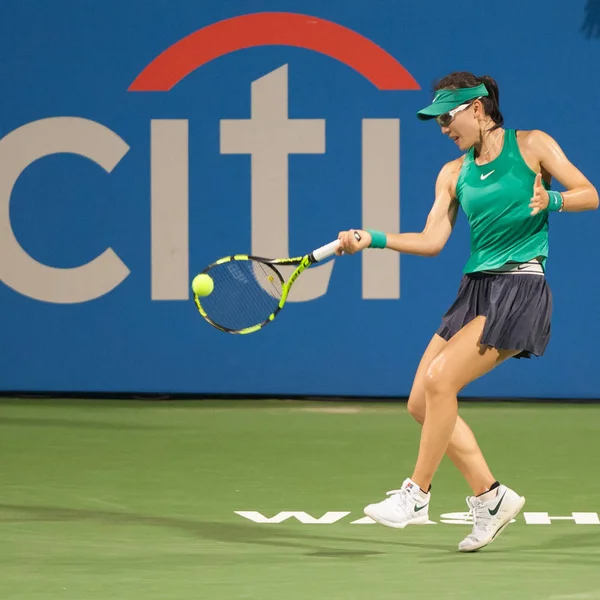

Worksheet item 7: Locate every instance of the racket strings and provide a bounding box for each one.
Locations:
[198,260,284,331]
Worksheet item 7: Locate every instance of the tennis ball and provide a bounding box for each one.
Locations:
[192,273,214,296]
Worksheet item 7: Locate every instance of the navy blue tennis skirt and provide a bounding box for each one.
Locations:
[436,268,552,359]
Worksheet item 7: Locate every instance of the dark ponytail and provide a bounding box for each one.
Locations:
[433,71,504,130]
[478,75,504,130]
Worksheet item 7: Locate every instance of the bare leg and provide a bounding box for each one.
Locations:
[407,317,518,493]
[407,334,497,494]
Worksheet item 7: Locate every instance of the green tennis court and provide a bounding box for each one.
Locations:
[2,397,600,599]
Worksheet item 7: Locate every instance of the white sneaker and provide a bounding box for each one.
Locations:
[458,484,525,552]
[364,478,431,528]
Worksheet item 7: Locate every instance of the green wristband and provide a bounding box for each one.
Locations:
[547,190,563,212]
[366,229,387,249]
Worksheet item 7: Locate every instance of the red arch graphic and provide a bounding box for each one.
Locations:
[129,12,419,92]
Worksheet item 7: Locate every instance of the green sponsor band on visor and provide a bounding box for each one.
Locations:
[416,83,489,121]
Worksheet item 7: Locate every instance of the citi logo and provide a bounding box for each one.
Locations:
[0,12,419,304]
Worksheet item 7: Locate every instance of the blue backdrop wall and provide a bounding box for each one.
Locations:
[1,0,599,398]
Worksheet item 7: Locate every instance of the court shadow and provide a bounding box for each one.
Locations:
[535,530,600,550]
[306,550,385,558]
[371,539,461,553]
[0,503,399,556]
[414,530,600,564]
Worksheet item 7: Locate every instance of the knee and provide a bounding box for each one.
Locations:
[423,358,455,399]
[407,392,425,424]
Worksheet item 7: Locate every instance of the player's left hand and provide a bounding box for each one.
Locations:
[529,172,549,216]
[336,229,370,255]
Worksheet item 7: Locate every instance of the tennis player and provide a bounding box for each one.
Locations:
[336,71,599,552]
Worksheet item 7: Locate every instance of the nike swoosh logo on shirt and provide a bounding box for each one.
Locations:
[480,170,495,180]
[488,491,507,516]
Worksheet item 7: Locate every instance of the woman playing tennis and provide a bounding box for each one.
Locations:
[336,71,599,552]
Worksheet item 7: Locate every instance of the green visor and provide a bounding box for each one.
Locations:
[416,84,488,121]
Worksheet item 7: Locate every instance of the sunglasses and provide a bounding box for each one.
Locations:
[436,97,481,127]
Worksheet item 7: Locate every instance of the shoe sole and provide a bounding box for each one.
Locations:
[458,495,526,553]
[363,508,429,529]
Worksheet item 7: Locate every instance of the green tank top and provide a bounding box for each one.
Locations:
[456,128,550,273]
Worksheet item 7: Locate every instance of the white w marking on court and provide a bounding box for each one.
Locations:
[235,511,350,524]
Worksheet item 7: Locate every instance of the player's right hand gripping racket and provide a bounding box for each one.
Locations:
[194,232,361,334]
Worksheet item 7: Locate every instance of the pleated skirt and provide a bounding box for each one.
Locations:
[436,270,552,359]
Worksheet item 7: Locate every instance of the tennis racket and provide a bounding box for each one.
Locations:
[193,232,361,334]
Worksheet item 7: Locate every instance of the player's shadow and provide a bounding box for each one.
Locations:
[405,530,600,563]
[305,550,384,558]
[0,503,395,558]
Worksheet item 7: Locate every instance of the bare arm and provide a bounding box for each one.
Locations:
[386,161,460,256]
[337,160,460,257]
[527,130,599,213]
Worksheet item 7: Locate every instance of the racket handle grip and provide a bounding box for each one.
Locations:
[312,240,341,262]
[312,231,362,262]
